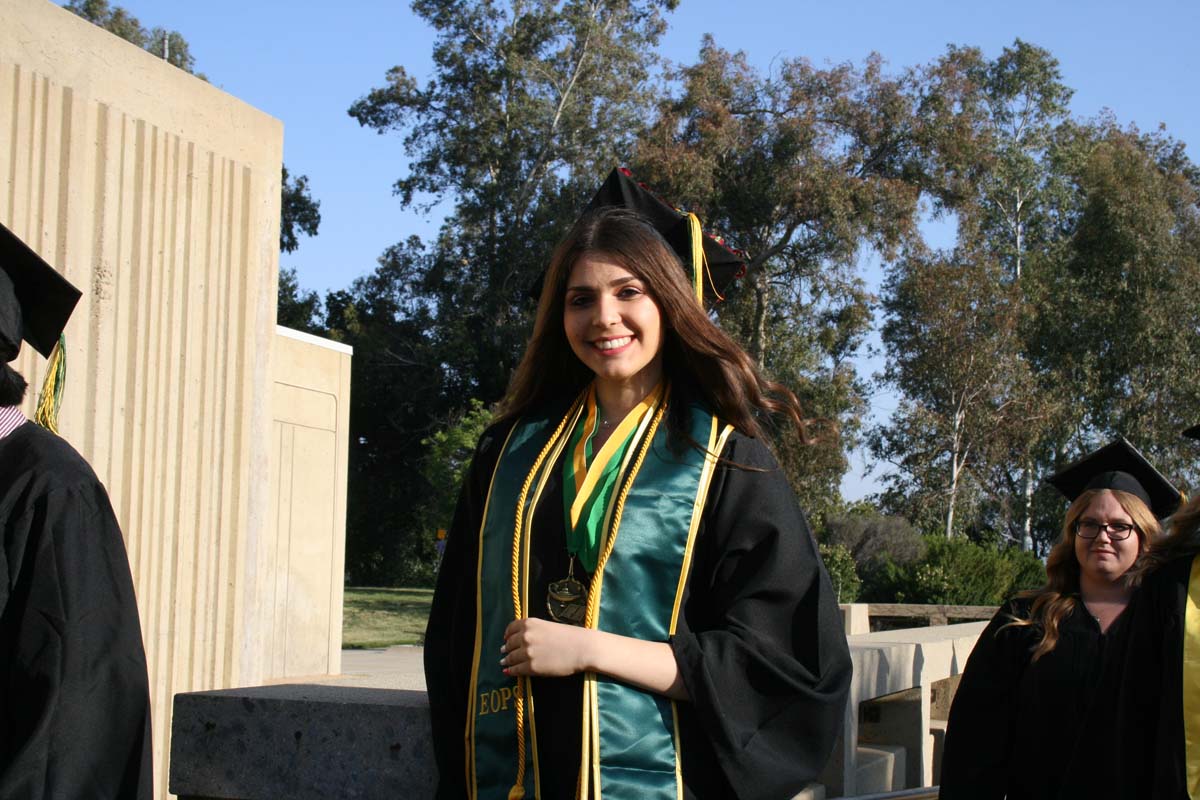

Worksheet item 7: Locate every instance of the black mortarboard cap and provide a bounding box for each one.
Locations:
[582,167,747,305]
[0,221,81,361]
[1184,425,1200,441]
[1046,437,1183,520]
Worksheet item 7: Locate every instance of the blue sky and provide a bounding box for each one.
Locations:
[96,0,1200,498]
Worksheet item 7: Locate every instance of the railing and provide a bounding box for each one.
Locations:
[866,604,996,627]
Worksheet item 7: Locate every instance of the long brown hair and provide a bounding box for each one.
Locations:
[1133,493,1200,577]
[1007,488,1159,661]
[499,208,810,445]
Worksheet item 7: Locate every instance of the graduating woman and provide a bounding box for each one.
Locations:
[939,438,1181,799]
[423,169,852,800]
[1059,424,1200,799]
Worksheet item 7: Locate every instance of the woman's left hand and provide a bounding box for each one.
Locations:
[501,617,592,677]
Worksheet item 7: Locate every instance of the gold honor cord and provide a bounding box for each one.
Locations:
[34,334,67,433]
[1185,554,1200,799]
[506,399,582,800]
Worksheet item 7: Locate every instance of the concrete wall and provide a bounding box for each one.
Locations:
[266,327,351,679]
[1,0,287,794]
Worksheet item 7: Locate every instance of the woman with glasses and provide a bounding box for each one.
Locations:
[1054,424,1200,798]
[939,438,1181,799]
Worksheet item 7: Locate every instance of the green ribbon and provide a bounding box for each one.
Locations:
[561,388,645,572]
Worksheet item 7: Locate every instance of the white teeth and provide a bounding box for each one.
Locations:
[595,336,631,351]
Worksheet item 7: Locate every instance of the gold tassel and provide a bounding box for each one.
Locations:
[685,213,723,305]
[686,213,704,304]
[34,334,66,433]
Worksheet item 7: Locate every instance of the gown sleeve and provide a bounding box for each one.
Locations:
[0,480,153,800]
[938,600,1031,799]
[669,433,853,800]
[423,423,508,800]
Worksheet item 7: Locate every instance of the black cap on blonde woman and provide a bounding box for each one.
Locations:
[1046,437,1183,521]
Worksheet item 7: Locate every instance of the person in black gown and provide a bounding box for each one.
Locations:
[939,438,1182,800]
[423,170,852,800]
[1059,424,1200,799]
[0,223,153,799]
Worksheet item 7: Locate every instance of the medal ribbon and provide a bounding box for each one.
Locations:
[562,382,664,572]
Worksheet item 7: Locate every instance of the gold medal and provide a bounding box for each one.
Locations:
[547,556,588,625]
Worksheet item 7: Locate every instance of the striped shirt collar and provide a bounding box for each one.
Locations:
[0,405,26,441]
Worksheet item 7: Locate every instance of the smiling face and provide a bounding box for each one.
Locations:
[1073,490,1142,586]
[563,253,664,403]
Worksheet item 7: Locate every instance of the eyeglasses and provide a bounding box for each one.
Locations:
[1074,519,1137,541]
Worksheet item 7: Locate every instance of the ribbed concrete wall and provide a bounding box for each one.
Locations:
[268,327,351,679]
[1,0,284,795]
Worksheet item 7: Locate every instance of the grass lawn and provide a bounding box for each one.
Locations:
[343,586,435,649]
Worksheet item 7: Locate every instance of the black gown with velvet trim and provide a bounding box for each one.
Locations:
[424,416,852,800]
[939,596,1132,800]
[0,421,153,799]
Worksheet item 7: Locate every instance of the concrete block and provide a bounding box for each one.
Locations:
[789,782,826,799]
[855,744,906,793]
[929,718,948,785]
[840,603,871,635]
[859,687,923,789]
[170,684,434,799]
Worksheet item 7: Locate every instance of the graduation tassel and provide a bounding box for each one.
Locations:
[34,334,66,433]
[685,212,724,306]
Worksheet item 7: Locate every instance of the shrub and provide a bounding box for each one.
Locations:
[862,535,1047,605]
[819,543,861,603]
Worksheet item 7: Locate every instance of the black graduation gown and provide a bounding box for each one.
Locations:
[939,597,1131,800]
[0,421,152,800]
[424,418,852,800]
[1058,556,1194,800]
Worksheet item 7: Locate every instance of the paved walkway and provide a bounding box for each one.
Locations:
[328,646,427,691]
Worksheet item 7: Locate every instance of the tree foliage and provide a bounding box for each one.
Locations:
[873,40,1200,553]
[629,40,931,519]
[349,0,678,403]
[65,0,201,74]
[280,167,322,255]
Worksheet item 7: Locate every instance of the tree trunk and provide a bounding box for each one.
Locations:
[1022,461,1035,551]
[751,269,769,368]
[946,417,962,539]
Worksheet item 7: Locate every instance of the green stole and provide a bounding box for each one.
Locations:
[465,392,732,800]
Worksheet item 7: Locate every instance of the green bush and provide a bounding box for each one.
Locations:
[819,543,861,603]
[863,535,1046,605]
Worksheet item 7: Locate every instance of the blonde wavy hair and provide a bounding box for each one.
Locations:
[1133,493,1200,577]
[1006,488,1160,662]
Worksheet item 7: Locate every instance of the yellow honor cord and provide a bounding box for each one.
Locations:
[1185,555,1200,798]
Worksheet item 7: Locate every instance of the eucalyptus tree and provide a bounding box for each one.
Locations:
[349,0,678,402]
[628,38,929,519]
